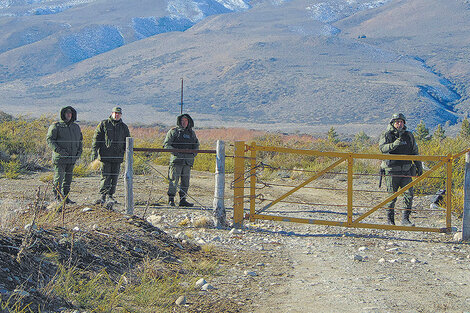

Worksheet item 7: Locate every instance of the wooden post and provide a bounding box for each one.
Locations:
[125,137,134,215]
[463,152,470,241]
[233,141,245,228]
[213,140,226,228]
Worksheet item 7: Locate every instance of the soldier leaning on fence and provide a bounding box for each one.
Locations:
[46,106,83,204]
[164,114,199,207]
[91,107,130,204]
[379,113,423,226]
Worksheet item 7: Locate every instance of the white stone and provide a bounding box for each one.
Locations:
[201,283,216,291]
[197,238,206,245]
[229,228,242,236]
[82,207,93,212]
[24,223,37,231]
[388,259,398,263]
[410,258,420,263]
[453,232,463,242]
[244,271,257,276]
[72,227,80,232]
[195,278,207,288]
[147,215,164,225]
[175,295,186,305]
[358,246,368,251]
[378,258,386,263]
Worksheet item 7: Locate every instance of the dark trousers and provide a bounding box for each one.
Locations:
[167,163,191,199]
[53,163,75,198]
[385,170,413,209]
[99,162,121,196]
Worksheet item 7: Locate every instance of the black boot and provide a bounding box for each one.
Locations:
[387,209,395,225]
[168,196,175,207]
[95,194,106,205]
[402,209,415,226]
[179,198,193,207]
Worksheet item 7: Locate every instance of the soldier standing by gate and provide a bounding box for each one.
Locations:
[46,106,83,204]
[164,114,199,207]
[91,107,130,204]
[379,113,423,226]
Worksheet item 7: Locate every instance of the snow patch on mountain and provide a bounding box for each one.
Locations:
[60,25,124,63]
[167,0,249,23]
[306,0,391,23]
[133,16,193,39]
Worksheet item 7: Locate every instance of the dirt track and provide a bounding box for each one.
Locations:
[1,167,469,312]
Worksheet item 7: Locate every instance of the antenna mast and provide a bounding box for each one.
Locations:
[180,78,183,115]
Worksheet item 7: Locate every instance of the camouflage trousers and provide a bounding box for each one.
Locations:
[384,170,413,209]
[99,162,121,196]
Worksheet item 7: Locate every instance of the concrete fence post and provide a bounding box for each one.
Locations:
[125,137,134,215]
[213,140,226,228]
[463,152,470,241]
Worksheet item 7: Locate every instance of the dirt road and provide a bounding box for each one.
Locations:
[1,168,469,312]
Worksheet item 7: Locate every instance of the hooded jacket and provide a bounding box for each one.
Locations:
[92,116,130,163]
[163,114,199,166]
[379,123,422,173]
[46,106,83,164]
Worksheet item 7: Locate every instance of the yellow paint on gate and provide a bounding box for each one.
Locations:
[232,141,458,233]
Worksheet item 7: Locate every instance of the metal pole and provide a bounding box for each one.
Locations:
[125,137,134,215]
[233,141,245,228]
[213,140,226,228]
[180,78,183,115]
[463,152,470,240]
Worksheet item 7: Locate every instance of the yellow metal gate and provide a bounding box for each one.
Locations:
[233,141,456,232]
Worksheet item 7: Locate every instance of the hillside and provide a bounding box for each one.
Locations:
[0,0,469,134]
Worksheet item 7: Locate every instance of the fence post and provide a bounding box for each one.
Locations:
[213,140,226,228]
[233,141,245,228]
[125,137,134,215]
[463,152,470,241]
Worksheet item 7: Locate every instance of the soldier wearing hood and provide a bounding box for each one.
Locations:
[46,106,83,203]
[91,107,130,204]
[164,114,199,207]
[379,113,423,226]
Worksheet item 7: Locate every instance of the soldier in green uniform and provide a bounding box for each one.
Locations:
[164,114,199,207]
[46,106,83,204]
[91,107,130,204]
[379,113,423,226]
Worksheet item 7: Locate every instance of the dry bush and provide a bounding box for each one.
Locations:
[193,216,214,228]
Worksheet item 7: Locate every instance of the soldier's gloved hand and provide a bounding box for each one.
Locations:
[391,138,405,149]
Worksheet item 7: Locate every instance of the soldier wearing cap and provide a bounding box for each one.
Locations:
[92,107,130,204]
[379,113,423,226]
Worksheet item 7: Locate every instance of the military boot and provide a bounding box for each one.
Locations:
[168,196,175,207]
[387,209,395,225]
[179,198,193,207]
[401,209,415,226]
[95,194,106,205]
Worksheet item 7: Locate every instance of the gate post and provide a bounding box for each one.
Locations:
[125,137,134,215]
[213,140,226,228]
[463,152,470,241]
[233,141,245,228]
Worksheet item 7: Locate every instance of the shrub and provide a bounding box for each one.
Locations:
[0,159,22,179]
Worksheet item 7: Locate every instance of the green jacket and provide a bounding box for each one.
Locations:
[92,117,130,163]
[379,124,422,173]
[46,106,83,164]
[163,114,199,166]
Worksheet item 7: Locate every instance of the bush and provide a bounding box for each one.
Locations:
[0,159,22,179]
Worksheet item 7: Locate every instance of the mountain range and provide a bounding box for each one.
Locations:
[0,0,469,135]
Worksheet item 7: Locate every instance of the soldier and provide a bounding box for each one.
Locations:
[379,113,423,226]
[164,114,199,207]
[91,107,130,204]
[46,106,83,204]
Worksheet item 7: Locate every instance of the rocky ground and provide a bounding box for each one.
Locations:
[0,166,469,312]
